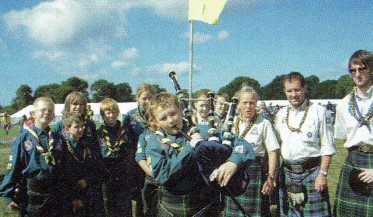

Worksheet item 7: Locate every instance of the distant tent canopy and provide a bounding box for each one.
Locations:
[10,102,138,125]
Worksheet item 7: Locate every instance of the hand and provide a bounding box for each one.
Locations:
[315,174,327,193]
[72,199,84,210]
[217,161,238,187]
[7,201,21,211]
[261,178,276,195]
[358,168,373,184]
[77,179,87,189]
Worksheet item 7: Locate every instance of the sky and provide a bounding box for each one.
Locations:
[0,0,373,106]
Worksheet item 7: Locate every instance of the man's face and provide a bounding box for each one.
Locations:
[32,101,55,127]
[67,122,85,140]
[284,79,307,108]
[349,63,373,90]
[103,109,118,127]
[238,92,257,120]
[215,96,228,116]
[153,105,183,135]
[137,91,152,110]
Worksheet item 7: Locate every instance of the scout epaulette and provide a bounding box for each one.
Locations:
[155,129,184,152]
[99,121,126,156]
[26,128,56,165]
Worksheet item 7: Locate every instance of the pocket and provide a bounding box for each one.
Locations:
[301,126,317,142]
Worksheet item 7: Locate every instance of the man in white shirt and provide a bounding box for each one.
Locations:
[275,72,335,216]
[334,50,373,216]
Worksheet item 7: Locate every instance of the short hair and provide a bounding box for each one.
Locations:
[348,50,373,72]
[136,83,157,100]
[283,71,306,88]
[234,85,259,102]
[147,92,179,120]
[194,89,209,99]
[33,97,55,109]
[63,91,88,117]
[100,98,120,116]
[63,114,85,128]
[215,92,229,102]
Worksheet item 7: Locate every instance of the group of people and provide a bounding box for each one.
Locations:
[0,49,372,217]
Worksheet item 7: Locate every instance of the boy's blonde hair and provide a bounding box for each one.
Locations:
[63,114,85,128]
[63,91,88,117]
[147,92,179,120]
[100,98,120,116]
[136,83,157,101]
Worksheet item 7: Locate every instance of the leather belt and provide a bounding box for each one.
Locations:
[283,157,320,174]
[349,145,373,153]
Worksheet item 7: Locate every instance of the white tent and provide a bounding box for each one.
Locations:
[10,102,138,125]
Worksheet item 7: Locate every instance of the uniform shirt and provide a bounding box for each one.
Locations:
[54,119,98,145]
[233,114,280,157]
[334,86,373,147]
[275,100,335,161]
[122,106,148,148]
[135,129,155,162]
[0,126,67,204]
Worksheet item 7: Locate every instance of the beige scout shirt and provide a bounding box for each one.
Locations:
[334,86,373,148]
[233,114,280,157]
[275,100,336,161]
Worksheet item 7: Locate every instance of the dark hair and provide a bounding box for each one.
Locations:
[283,71,306,88]
[348,50,373,72]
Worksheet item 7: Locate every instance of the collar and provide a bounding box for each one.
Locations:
[355,85,373,100]
[289,99,308,111]
[32,126,51,136]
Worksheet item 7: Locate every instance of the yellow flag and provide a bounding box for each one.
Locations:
[189,0,228,25]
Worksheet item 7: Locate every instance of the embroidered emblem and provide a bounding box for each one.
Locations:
[7,163,12,170]
[137,147,143,153]
[307,132,312,138]
[147,156,152,165]
[145,134,152,141]
[234,145,244,154]
[250,126,258,135]
[23,140,33,151]
[162,143,170,149]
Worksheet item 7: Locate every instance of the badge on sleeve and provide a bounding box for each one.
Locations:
[234,145,244,154]
[23,140,33,151]
[307,132,312,138]
[145,135,152,141]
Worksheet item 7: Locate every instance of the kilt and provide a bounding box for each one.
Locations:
[224,158,270,217]
[157,187,220,217]
[334,149,373,216]
[143,175,160,217]
[278,164,331,217]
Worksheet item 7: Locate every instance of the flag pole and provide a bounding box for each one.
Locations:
[189,20,194,109]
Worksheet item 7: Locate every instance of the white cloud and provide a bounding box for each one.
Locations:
[121,47,139,60]
[0,38,9,56]
[131,68,142,76]
[217,30,229,40]
[112,61,127,69]
[147,61,190,75]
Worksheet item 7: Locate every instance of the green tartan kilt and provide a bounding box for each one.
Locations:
[334,149,373,217]
[157,188,220,217]
[224,158,270,217]
[143,175,160,216]
[26,179,73,217]
[278,164,331,217]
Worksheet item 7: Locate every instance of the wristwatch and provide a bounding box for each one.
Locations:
[319,170,328,176]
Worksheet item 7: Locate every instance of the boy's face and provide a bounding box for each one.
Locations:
[103,109,118,127]
[67,122,85,140]
[195,98,209,118]
[137,91,152,110]
[32,100,55,127]
[153,104,183,135]
[70,102,85,116]
[215,96,228,115]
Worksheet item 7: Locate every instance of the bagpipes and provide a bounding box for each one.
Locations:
[168,72,250,216]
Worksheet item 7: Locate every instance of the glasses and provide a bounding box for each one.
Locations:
[349,66,370,74]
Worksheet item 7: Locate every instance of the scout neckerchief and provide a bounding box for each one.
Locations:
[136,106,148,125]
[349,89,373,132]
[26,127,56,165]
[235,112,258,138]
[65,137,87,163]
[99,121,125,156]
[193,113,208,125]
[285,100,310,133]
[155,128,184,152]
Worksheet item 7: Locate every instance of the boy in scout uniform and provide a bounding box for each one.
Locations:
[0,97,72,216]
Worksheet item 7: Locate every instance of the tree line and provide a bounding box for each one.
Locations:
[0,73,354,114]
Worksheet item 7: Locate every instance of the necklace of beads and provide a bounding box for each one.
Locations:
[349,89,373,126]
[285,100,310,133]
[66,138,87,163]
[100,121,126,156]
[235,113,258,138]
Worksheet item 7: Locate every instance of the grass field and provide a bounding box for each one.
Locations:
[0,126,347,216]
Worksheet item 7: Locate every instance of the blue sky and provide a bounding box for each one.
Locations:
[1,0,372,106]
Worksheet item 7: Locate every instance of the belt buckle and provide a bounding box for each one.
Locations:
[290,164,303,173]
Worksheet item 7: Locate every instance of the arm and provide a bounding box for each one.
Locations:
[262,150,279,195]
[315,155,332,192]
[138,160,152,177]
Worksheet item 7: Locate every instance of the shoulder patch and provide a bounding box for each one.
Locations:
[234,145,244,154]
[250,126,258,135]
[145,134,152,141]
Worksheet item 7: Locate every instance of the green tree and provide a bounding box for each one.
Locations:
[152,84,167,94]
[90,79,116,102]
[260,75,287,100]
[305,75,320,97]
[34,83,61,102]
[11,84,33,111]
[219,76,260,99]
[115,82,133,102]
[335,75,354,99]
[309,80,338,99]
[59,77,90,102]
